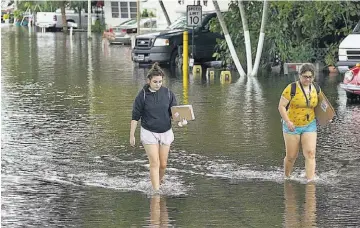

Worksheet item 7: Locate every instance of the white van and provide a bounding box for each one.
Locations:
[36,9,102,31]
[337,20,360,73]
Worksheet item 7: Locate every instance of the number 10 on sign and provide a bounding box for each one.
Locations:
[186,5,202,27]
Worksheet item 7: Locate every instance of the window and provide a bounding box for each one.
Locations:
[353,20,360,34]
[112,1,137,19]
[120,2,128,18]
[129,2,137,18]
[168,14,208,30]
[142,18,157,28]
[111,2,119,18]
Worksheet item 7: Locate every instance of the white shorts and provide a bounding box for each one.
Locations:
[140,127,174,146]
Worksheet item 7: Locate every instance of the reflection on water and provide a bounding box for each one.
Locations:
[2,27,360,227]
[284,182,317,228]
[148,196,170,227]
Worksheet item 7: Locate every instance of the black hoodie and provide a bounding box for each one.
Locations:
[132,85,177,133]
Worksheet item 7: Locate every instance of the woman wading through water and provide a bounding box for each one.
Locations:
[130,63,177,193]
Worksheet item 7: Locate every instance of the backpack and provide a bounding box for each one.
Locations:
[285,82,321,111]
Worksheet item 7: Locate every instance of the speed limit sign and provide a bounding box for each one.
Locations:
[186,5,202,27]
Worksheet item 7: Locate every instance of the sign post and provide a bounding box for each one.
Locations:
[186,5,202,67]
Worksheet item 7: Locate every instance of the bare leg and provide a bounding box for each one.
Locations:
[301,132,317,181]
[144,144,160,191]
[159,145,170,184]
[283,133,301,178]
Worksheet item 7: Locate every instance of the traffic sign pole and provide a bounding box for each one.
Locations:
[186,5,202,69]
[192,26,194,61]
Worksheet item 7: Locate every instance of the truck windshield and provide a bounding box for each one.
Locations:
[353,21,360,34]
[167,14,208,30]
[167,16,188,29]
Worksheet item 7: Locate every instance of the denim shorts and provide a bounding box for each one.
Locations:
[140,127,174,146]
[282,119,317,135]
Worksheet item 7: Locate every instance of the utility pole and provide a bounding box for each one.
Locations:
[137,0,140,35]
[87,0,92,39]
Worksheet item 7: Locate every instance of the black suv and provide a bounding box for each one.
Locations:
[131,12,222,66]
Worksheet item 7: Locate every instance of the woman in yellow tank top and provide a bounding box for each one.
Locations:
[278,63,319,182]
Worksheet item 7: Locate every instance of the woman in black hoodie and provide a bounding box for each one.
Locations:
[130,63,177,193]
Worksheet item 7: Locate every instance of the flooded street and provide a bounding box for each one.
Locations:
[2,27,360,227]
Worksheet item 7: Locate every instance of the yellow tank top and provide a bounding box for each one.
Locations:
[281,82,319,127]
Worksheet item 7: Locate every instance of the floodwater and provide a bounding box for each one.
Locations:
[1,27,360,227]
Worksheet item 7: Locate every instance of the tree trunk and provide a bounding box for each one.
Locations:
[251,0,268,76]
[238,0,252,75]
[212,0,246,77]
[61,1,68,33]
[159,0,171,26]
[78,6,82,28]
[87,0,91,38]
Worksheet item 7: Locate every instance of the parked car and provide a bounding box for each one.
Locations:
[340,63,360,99]
[337,20,360,73]
[131,12,223,67]
[109,18,157,45]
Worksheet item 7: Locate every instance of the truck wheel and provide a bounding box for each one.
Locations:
[170,49,180,68]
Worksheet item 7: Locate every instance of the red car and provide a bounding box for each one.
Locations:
[340,63,360,99]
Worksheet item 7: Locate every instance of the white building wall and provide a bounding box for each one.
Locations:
[104,0,138,28]
[104,0,230,29]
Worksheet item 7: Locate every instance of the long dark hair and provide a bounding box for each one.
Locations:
[147,62,165,80]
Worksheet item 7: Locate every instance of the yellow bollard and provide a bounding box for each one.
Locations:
[206,68,215,82]
[220,71,232,84]
[182,31,189,104]
[183,80,189,105]
[182,31,188,82]
[192,65,202,76]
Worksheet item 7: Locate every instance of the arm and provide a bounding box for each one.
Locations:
[130,91,145,146]
[278,97,295,132]
[168,91,178,118]
[129,120,138,147]
[169,91,178,107]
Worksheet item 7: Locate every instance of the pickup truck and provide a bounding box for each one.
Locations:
[131,12,222,67]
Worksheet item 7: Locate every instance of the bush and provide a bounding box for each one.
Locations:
[209,1,360,67]
[142,9,149,18]
[13,10,23,21]
[91,19,106,33]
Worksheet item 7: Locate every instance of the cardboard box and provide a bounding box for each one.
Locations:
[171,105,195,121]
[315,92,336,126]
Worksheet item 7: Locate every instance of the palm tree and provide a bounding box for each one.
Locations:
[159,0,171,26]
[238,0,252,75]
[251,0,268,76]
[212,0,246,77]
[60,1,68,33]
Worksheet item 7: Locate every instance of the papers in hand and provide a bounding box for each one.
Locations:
[314,91,335,126]
[171,105,195,121]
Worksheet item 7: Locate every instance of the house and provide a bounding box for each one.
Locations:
[103,0,229,28]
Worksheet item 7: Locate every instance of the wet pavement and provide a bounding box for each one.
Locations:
[1,26,360,227]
